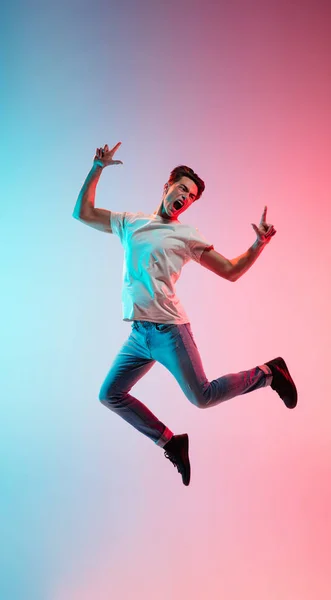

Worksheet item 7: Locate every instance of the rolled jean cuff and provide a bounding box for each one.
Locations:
[258,364,273,387]
[156,426,173,448]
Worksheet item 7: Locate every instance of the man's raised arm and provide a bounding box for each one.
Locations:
[72,142,123,233]
[200,206,276,282]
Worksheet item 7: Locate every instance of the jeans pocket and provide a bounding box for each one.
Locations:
[155,323,176,333]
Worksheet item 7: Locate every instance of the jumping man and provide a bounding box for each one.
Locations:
[73,142,297,486]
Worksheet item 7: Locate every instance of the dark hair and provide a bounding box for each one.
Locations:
[168,165,205,200]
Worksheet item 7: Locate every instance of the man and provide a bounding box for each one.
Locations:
[73,142,297,487]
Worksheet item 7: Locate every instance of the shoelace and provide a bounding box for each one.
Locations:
[164,451,181,472]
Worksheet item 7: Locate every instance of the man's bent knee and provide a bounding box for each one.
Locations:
[194,399,209,409]
[99,386,127,409]
[99,385,115,405]
[187,392,208,409]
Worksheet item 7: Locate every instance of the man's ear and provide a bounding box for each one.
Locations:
[163,182,169,194]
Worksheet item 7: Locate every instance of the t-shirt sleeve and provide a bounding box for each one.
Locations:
[110,211,145,243]
[110,211,128,243]
[187,227,214,263]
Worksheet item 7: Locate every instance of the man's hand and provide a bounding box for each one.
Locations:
[251,206,276,244]
[94,142,123,168]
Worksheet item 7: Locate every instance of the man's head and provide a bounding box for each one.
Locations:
[157,165,205,220]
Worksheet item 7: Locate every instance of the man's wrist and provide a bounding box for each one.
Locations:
[253,238,266,250]
[92,161,104,172]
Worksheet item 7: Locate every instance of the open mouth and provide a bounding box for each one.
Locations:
[173,199,184,211]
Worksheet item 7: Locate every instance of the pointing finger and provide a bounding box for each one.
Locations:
[261,206,268,223]
[110,142,122,154]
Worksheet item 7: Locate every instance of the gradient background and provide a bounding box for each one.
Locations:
[2,0,331,599]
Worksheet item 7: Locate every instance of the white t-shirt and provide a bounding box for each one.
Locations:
[110,211,214,324]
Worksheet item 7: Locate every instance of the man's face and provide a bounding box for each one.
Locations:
[161,176,198,220]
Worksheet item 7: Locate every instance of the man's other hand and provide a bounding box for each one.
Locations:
[251,206,276,244]
[94,142,123,168]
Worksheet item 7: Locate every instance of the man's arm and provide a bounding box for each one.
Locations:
[200,240,268,282]
[230,239,266,282]
[200,248,234,281]
[200,206,276,282]
[72,142,123,233]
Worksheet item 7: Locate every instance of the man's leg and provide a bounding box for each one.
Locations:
[150,323,277,408]
[99,322,173,446]
[148,322,295,486]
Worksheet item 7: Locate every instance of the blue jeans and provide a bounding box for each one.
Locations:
[99,321,272,447]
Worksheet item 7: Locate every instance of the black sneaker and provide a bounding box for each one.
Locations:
[265,357,297,409]
[164,434,191,486]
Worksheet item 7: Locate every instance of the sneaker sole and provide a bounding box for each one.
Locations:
[275,357,298,409]
[182,434,191,486]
